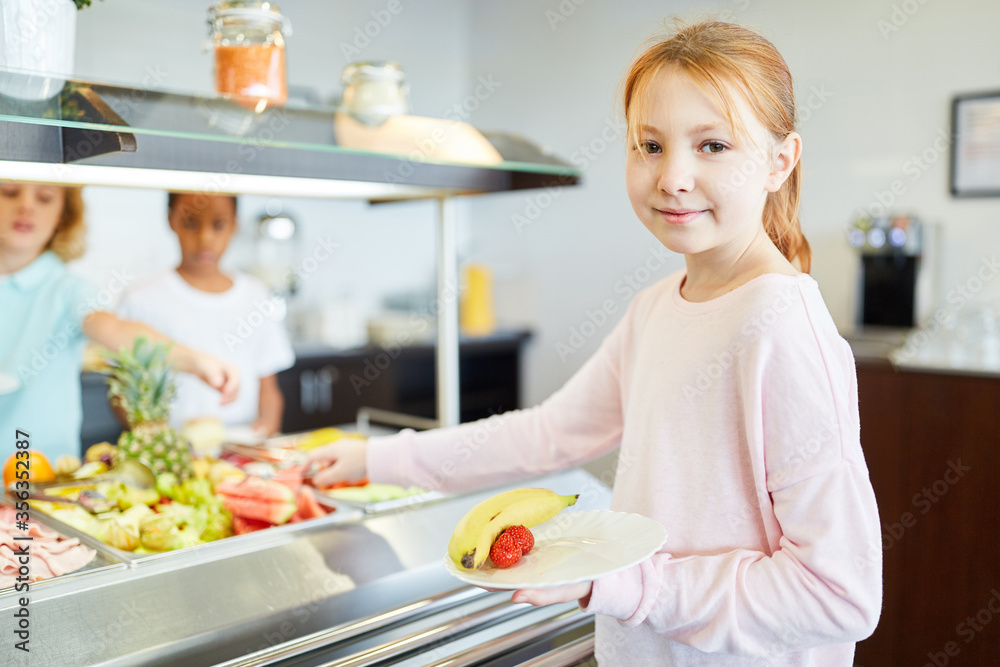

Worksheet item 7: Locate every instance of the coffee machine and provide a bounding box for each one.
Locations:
[848,215,922,328]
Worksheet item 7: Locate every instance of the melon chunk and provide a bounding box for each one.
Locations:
[216,476,295,503]
[216,476,298,525]
[232,515,274,535]
[220,495,297,525]
[289,486,328,523]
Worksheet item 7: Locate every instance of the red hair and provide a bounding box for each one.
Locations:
[621,20,811,272]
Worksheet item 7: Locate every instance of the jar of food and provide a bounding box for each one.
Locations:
[207,1,291,107]
[340,61,409,125]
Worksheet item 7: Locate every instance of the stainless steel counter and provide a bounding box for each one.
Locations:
[1,469,610,667]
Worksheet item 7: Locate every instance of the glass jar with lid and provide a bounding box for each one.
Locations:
[207,1,291,107]
[340,61,410,125]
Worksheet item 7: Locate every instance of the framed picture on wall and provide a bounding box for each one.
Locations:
[951,90,1000,197]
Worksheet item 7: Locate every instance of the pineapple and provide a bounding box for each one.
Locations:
[105,337,193,481]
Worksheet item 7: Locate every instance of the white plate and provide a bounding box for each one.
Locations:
[0,372,20,395]
[443,510,667,590]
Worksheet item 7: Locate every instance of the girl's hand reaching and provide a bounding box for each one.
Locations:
[83,312,241,403]
[187,352,241,405]
[512,582,593,608]
[304,439,368,488]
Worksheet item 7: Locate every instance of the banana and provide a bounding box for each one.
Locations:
[448,487,578,569]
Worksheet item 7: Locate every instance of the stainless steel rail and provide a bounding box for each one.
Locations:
[421,608,592,667]
[318,599,535,667]
[215,586,489,667]
[518,635,596,667]
[356,406,440,434]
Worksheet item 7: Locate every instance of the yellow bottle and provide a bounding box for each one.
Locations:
[460,263,496,337]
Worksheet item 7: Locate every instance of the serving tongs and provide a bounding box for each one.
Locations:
[19,488,116,514]
[34,459,157,490]
[222,442,305,466]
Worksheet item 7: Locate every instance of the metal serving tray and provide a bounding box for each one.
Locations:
[6,492,365,567]
[0,501,126,591]
[318,488,450,515]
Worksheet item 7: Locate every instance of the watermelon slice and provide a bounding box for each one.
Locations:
[216,476,297,525]
[220,495,297,524]
[270,465,306,493]
[216,476,296,503]
[289,486,329,523]
[232,516,274,535]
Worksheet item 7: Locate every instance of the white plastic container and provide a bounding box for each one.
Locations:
[0,0,76,100]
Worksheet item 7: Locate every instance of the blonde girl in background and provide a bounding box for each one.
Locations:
[306,21,881,666]
[0,183,240,462]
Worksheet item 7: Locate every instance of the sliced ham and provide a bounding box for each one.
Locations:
[0,507,97,588]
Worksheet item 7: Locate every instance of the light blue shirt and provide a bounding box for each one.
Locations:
[0,252,97,460]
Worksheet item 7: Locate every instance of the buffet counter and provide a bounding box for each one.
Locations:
[1,469,608,667]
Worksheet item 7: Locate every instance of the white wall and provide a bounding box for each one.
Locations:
[63,1,1000,411]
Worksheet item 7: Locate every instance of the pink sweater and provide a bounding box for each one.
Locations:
[368,270,882,666]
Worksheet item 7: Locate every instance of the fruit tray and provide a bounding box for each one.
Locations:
[3,490,365,567]
[221,433,451,516]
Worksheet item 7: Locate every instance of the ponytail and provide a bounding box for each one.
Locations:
[764,159,810,272]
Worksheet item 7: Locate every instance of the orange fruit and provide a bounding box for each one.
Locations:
[3,449,56,488]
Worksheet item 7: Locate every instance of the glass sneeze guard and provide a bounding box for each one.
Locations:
[0,66,581,199]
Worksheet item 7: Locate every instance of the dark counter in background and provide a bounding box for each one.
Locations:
[852,355,1000,666]
[80,329,532,450]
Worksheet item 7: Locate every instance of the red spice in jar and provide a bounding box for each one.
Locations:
[215,43,287,107]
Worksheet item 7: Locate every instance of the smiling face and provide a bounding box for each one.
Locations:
[0,183,66,261]
[168,194,237,272]
[625,66,797,267]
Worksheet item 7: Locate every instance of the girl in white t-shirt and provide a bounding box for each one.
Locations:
[118,193,294,434]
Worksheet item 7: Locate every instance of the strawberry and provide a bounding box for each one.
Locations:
[489,529,523,568]
[504,525,534,554]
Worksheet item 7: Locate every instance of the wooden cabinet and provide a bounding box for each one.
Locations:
[854,360,1000,666]
[278,331,531,433]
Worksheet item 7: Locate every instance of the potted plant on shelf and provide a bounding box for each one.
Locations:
[0,0,102,100]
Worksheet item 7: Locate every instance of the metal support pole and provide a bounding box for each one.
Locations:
[436,197,460,427]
